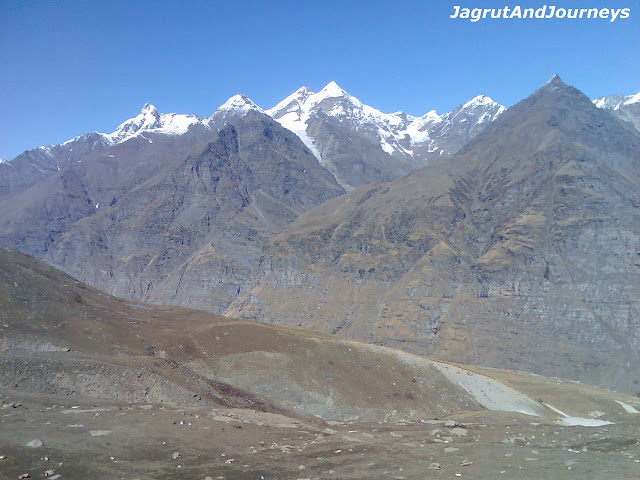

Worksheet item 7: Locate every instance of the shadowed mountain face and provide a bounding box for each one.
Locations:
[227,76,640,395]
[38,114,344,312]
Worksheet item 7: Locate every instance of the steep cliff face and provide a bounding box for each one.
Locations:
[44,114,344,312]
[227,76,640,394]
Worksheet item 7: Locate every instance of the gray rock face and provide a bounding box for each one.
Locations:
[267,82,505,188]
[227,76,640,394]
[0,121,218,259]
[42,114,343,312]
[0,97,343,313]
[594,93,640,132]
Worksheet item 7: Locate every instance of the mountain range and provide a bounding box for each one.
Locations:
[0,82,507,313]
[1,78,639,395]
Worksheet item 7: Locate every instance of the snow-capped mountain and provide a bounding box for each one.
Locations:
[105,103,204,143]
[0,97,343,315]
[593,92,640,131]
[266,81,506,188]
[53,96,262,150]
[3,85,505,191]
[0,95,267,197]
[593,92,640,109]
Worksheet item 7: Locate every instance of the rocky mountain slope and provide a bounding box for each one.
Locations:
[0,103,216,198]
[1,84,505,313]
[227,76,640,395]
[2,247,640,479]
[45,116,342,312]
[594,92,640,131]
[267,81,505,188]
[0,101,344,312]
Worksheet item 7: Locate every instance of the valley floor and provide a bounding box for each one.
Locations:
[1,388,639,480]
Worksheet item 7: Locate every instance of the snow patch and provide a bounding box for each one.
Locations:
[615,400,640,414]
[544,403,613,427]
[429,361,545,416]
[337,338,545,417]
[623,92,640,106]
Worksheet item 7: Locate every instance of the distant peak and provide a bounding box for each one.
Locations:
[218,94,263,113]
[140,103,159,116]
[461,94,498,109]
[223,94,255,106]
[542,74,567,89]
[319,81,347,96]
[290,86,314,103]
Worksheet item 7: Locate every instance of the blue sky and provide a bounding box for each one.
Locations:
[1,0,638,159]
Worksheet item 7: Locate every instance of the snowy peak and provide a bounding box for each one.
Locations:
[107,104,205,144]
[139,103,159,116]
[624,92,640,106]
[593,91,640,132]
[267,87,313,119]
[546,73,563,84]
[593,92,640,110]
[266,83,506,167]
[113,103,163,138]
[461,95,500,110]
[535,74,571,95]
[318,81,348,98]
[541,74,569,91]
[217,94,263,114]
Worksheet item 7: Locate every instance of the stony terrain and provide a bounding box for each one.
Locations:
[228,76,640,395]
[2,78,640,479]
[2,389,640,480]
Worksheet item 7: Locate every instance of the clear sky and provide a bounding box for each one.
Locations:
[1,0,638,159]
